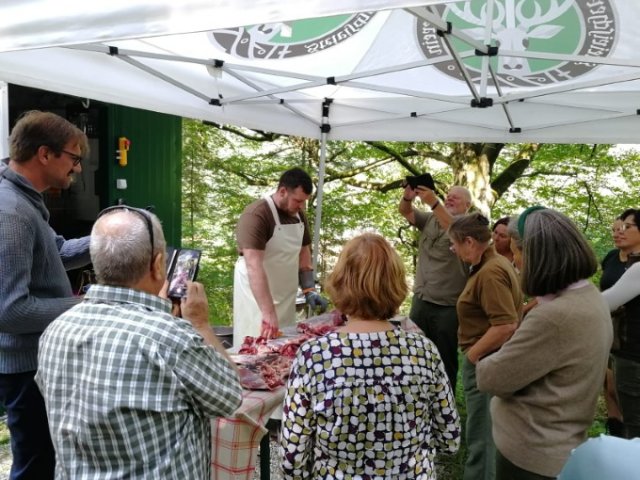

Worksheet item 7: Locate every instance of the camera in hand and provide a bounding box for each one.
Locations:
[405,173,435,190]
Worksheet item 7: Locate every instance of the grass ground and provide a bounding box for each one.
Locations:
[435,358,607,480]
[0,422,8,447]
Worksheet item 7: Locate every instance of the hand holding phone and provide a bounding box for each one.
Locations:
[167,248,202,298]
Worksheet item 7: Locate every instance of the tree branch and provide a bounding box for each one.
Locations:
[491,158,531,198]
[204,122,281,142]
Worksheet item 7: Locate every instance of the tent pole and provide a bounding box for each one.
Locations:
[479,0,495,98]
[311,99,331,276]
[0,82,8,159]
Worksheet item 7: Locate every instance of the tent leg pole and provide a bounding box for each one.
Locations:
[312,131,327,275]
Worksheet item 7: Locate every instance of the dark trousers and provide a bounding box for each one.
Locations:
[0,371,54,480]
[496,449,554,480]
[410,295,459,391]
[613,355,640,439]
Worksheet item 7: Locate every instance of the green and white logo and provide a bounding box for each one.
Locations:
[209,13,376,59]
[417,0,617,87]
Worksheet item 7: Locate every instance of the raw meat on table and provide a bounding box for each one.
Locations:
[296,310,346,336]
[238,333,312,358]
[231,354,293,390]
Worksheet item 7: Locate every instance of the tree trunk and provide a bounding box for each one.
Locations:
[449,143,503,215]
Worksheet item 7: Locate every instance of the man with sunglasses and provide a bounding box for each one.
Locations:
[36,207,242,478]
[0,110,91,479]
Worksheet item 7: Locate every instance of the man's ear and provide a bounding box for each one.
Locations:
[37,145,50,165]
[151,251,165,282]
[275,186,288,198]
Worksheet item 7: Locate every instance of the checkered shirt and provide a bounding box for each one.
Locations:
[35,285,242,479]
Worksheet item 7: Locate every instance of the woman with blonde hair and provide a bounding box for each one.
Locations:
[280,233,460,479]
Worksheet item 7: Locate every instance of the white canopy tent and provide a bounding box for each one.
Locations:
[0,0,635,143]
[0,0,637,267]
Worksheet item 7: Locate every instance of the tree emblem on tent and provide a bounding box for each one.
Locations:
[417,0,617,87]
[209,13,376,59]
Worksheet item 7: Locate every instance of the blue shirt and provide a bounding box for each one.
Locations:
[0,163,90,373]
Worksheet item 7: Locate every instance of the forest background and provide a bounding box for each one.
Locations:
[181,119,640,326]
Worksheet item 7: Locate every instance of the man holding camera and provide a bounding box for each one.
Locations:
[399,180,472,390]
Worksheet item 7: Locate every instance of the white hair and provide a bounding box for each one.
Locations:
[90,209,166,287]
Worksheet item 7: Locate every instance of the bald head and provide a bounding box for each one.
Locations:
[91,209,166,288]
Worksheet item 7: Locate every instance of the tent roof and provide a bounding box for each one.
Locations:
[1,0,638,143]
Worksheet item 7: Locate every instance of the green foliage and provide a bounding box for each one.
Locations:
[494,143,640,263]
[181,120,640,324]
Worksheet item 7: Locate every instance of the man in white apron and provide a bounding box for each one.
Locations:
[233,168,327,347]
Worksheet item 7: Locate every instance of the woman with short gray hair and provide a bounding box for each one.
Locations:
[476,207,613,480]
[448,212,522,480]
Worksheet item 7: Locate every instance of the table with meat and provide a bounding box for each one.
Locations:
[210,311,348,480]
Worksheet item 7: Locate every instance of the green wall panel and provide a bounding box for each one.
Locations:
[105,106,182,247]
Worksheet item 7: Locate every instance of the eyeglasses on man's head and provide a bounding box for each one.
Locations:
[96,206,155,261]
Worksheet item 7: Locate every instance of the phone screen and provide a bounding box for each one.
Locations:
[167,249,201,298]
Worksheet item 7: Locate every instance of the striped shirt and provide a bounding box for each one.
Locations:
[36,285,242,479]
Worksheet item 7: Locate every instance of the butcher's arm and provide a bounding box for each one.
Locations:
[243,249,279,336]
[299,245,312,272]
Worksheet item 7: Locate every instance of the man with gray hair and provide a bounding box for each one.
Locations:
[399,183,472,391]
[36,207,242,479]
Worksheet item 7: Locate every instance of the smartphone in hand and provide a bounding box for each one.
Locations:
[166,248,201,298]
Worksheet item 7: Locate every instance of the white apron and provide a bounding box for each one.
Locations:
[233,195,304,347]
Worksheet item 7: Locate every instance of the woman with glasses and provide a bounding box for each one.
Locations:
[601,208,640,439]
[476,207,612,480]
[598,210,640,437]
[448,212,522,480]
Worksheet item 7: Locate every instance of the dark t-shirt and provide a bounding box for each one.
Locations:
[600,249,626,290]
[601,249,640,358]
[235,198,311,253]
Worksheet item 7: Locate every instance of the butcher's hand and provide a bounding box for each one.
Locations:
[260,312,280,340]
[306,291,329,313]
[181,282,210,329]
